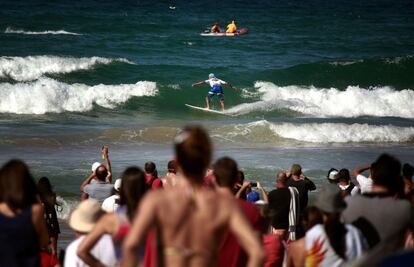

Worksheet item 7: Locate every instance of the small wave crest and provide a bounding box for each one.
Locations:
[0,55,134,81]
[212,120,414,144]
[5,27,81,35]
[227,82,414,118]
[0,77,157,114]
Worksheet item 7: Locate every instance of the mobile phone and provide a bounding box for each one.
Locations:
[250,182,257,187]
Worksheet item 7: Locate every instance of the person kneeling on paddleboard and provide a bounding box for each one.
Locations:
[226,20,237,33]
[211,21,221,33]
[192,73,236,111]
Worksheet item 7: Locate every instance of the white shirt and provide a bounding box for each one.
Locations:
[205,78,226,88]
[305,224,366,267]
[338,184,360,196]
[356,174,373,194]
[64,234,117,267]
[101,195,120,213]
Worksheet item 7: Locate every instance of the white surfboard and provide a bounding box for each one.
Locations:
[185,104,226,115]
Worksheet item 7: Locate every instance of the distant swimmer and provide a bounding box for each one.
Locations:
[226,20,237,33]
[210,21,221,33]
[192,73,236,111]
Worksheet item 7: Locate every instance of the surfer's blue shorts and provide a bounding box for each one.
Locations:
[207,91,224,100]
[208,86,224,100]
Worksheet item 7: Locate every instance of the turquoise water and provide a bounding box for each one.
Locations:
[0,0,414,218]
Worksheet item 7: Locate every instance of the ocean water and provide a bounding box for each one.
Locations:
[1,0,414,225]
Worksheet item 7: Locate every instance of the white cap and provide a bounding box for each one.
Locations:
[91,162,101,172]
[114,179,122,191]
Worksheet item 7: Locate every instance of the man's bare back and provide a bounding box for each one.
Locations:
[123,181,263,267]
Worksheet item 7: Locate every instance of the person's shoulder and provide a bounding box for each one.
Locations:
[66,235,83,252]
[237,198,259,211]
[141,188,165,206]
[356,174,369,181]
[31,203,45,216]
[153,178,163,186]
[306,224,324,238]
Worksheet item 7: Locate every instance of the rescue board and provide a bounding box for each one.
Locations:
[200,28,248,37]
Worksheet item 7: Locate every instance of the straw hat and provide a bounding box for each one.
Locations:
[69,199,103,233]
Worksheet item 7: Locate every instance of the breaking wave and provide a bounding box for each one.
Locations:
[0,77,157,114]
[229,82,414,118]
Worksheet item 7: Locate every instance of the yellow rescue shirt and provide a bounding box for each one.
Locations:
[226,23,237,33]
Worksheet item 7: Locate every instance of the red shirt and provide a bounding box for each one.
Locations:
[263,235,284,267]
[217,199,263,267]
[146,175,163,190]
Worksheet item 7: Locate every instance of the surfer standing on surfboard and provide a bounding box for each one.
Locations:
[192,73,236,111]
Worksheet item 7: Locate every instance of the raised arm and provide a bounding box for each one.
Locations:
[353,165,370,177]
[122,192,158,267]
[80,171,95,192]
[257,182,269,203]
[77,213,116,267]
[227,199,265,267]
[236,181,251,199]
[192,81,205,87]
[102,146,112,183]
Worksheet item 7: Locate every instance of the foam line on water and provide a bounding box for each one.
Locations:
[5,27,82,35]
[213,120,414,143]
[0,55,134,81]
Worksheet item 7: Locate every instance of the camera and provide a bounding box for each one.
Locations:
[250,182,257,187]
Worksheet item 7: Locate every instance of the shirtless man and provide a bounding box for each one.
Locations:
[122,126,264,267]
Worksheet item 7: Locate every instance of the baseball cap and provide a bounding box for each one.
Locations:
[327,168,339,182]
[114,178,122,191]
[91,162,101,172]
[208,73,215,79]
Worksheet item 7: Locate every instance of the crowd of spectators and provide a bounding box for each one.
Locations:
[0,125,413,267]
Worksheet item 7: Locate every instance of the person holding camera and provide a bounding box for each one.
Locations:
[213,157,264,267]
[80,146,114,203]
[286,164,316,214]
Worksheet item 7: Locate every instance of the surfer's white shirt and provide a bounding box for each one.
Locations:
[205,78,226,88]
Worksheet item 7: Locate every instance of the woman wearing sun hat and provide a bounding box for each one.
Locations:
[64,199,117,267]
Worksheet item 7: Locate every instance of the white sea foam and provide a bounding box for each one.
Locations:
[227,82,414,118]
[0,55,134,81]
[5,27,81,35]
[329,60,363,66]
[0,77,157,114]
[215,120,414,143]
[56,196,78,220]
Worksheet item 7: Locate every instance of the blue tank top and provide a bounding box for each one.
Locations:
[0,207,40,267]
